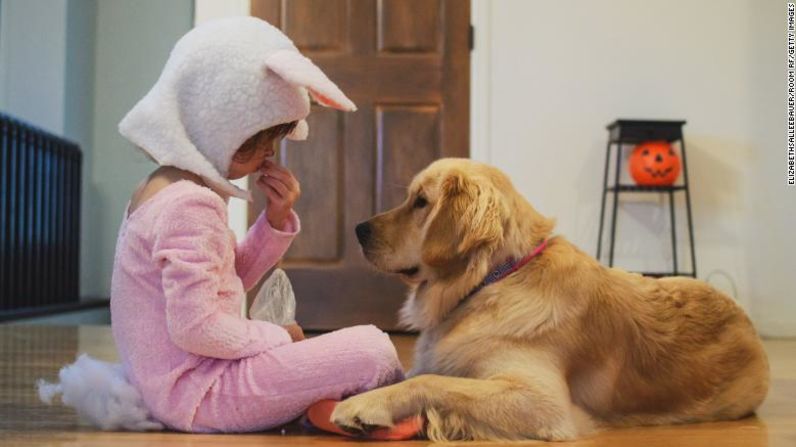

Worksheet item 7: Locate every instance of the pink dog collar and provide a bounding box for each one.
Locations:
[464,239,549,300]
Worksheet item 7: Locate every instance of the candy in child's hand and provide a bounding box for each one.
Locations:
[250,268,296,325]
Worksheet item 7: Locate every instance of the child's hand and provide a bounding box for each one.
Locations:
[282,323,305,342]
[256,160,300,231]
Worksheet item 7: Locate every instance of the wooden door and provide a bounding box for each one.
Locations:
[250,0,469,331]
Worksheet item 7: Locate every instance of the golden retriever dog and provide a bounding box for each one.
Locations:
[332,158,769,441]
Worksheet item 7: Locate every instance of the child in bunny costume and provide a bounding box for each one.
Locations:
[108,17,403,432]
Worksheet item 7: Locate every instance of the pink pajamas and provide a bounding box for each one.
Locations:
[110,180,403,432]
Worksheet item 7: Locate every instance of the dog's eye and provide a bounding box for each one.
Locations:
[412,196,428,209]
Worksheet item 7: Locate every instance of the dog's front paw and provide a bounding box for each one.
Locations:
[331,392,395,434]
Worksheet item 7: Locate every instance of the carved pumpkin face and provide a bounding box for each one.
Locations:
[629,141,681,186]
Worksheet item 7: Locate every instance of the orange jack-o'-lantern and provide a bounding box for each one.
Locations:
[629,140,681,186]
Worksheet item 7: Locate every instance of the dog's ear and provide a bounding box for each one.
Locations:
[422,170,504,268]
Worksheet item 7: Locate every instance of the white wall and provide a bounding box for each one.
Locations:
[0,0,68,134]
[746,2,795,336]
[0,0,230,301]
[1,0,98,304]
[83,0,193,298]
[194,0,249,24]
[63,0,97,148]
[471,0,795,336]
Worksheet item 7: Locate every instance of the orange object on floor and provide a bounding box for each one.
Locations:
[306,399,424,441]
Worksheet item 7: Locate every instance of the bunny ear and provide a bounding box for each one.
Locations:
[265,50,357,112]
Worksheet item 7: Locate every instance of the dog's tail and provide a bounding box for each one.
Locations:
[37,354,164,431]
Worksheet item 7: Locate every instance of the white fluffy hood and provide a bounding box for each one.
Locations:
[118,17,355,201]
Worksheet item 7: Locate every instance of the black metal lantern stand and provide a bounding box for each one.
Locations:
[596,119,697,278]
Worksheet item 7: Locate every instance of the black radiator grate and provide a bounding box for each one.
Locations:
[0,113,82,314]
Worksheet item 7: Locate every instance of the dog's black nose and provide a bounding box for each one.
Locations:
[355,222,372,245]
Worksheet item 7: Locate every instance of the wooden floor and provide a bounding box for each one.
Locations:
[0,325,794,446]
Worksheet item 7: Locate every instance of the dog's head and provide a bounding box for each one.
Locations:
[355,158,554,328]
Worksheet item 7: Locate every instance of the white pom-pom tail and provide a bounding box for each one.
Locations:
[36,354,163,431]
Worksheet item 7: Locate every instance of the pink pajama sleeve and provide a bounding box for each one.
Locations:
[235,209,300,291]
[152,193,293,360]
